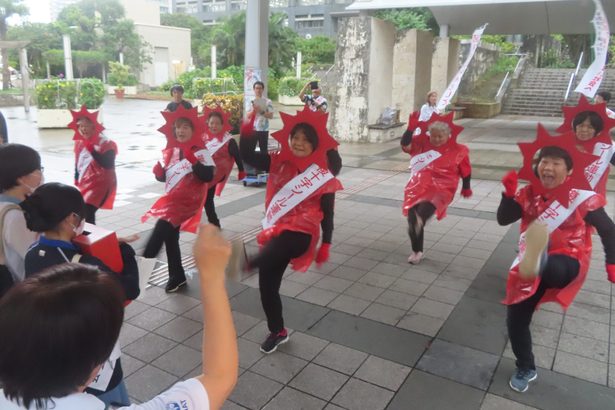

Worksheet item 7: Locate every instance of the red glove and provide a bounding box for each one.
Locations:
[607,264,615,283]
[83,139,95,152]
[315,243,331,267]
[502,170,518,198]
[238,171,247,181]
[183,148,198,164]
[152,162,164,179]
[461,188,473,198]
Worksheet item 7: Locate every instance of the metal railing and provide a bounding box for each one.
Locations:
[564,51,584,101]
[495,54,528,103]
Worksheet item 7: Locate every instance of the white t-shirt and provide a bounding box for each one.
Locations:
[0,378,209,410]
[419,104,439,122]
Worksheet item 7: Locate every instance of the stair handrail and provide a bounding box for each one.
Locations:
[564,51,584,101]
[495,71,510,102]
[496,54,527,104]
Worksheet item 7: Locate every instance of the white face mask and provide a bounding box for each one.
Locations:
[22,172,44,194]
[72,218,85,236]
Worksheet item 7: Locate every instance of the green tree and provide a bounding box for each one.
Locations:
[0,0,28,89]
[8,22,62,77]
[268,12,298,73]
[211,12,246,67]
[296,35,335,65]
[375,8,438,32]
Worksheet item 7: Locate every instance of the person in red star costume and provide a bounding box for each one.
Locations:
[400,111,472,264]
[68,105,117,224]
[556,95,615,196]
[497,126,615,393]
[142,105,215,293]
[200,105,245,228]
[238,108,343,354]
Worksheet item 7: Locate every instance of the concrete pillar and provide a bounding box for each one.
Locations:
[367,18,395,124]
[431,37,460,99]
[119,52,124,65]
[244,0,269,105]
[62,34,74,80]
[211,45,217,79]
[296,51,302,79]
[19,48,29,113]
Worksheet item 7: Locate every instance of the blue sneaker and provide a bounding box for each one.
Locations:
[509,368,537,393]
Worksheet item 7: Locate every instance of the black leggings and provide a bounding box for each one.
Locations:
[204,185,220,228]
[251,230,311,333]
[143,219,185,281]
[507,254,579,371]
[407,202,436,253]
[255,131,269,155]
[85,204,98,224]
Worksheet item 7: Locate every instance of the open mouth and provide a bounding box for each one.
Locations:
[540,174,555,186]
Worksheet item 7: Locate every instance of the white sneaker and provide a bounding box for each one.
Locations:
[407,251,423,264]
[519,222,548,280]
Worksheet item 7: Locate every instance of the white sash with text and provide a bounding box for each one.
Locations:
[206,133,232,156]
[409,150,441,176]
[586,142,615,189]
[76,147,93,182]
[165,148,215,193]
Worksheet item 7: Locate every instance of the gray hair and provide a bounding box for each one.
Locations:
[428,121,451,136]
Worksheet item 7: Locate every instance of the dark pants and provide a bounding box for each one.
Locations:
[204,185,220,228]
[143,219,185,281]
[407,202,436,253]
[507,254,579,370]
[255,131,269,156]
[85,204,98,224]
[252,230,311,333]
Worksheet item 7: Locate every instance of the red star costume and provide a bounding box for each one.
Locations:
[556,95,615,197]
[257,109,343,272]
[402,112,470,220]
[202,105,235,196]
[504,126,602,308]
[69,105,117,210]
[142,106,211,233]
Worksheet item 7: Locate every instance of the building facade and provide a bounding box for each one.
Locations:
[171,0,354,37]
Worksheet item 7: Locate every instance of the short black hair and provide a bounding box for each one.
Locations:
[174,117,194,130]
[537,146,573,171]
[290,123,319,151]
[0,144,41,192]
[572,111,604,135]
[21,183,85,232]
[253,81,265,89]
[0,264,125,408]
[170,84,184,95]
[597,91,611,103]
[207,111,224,123]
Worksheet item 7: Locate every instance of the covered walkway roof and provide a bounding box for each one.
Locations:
[346,0,615,34]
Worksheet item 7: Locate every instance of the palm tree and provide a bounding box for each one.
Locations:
[0,0,28,90]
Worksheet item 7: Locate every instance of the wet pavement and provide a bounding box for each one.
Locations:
[4,98,615,409]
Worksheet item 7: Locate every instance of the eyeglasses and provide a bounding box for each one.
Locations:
[39,166,45,173]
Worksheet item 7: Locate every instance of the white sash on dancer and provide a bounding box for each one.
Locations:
[510,189,595,269]
[262,163,333,229]
[165,148,215,193]
[585,142,615,189]
[409,150,441,176]
[76,147,93,182]
[88,341,121,392]
[205,133,232,156]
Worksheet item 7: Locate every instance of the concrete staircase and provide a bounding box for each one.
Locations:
[502,68,615,117]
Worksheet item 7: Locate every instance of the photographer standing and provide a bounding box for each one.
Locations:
[299,81,328,113]
[247,81,274,154]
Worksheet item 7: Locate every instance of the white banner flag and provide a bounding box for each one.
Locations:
[575,0,610,98]
[437,23,488,112]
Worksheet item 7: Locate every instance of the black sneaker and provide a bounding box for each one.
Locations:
[165,276,187,293]
[260,330,289,354]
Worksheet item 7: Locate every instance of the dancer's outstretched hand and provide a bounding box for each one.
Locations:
[152,162,164,179]
[501,170,518,197]
[607,264,615,283]
[194,224,231,284]
[315,243,331,267]
[461,188,473,198]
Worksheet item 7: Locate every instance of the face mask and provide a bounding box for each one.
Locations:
[72,218,85,236]
[22,172,44,194]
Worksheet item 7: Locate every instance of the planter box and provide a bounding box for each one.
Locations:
[367,122,405,143]
[107,85,137,95]
[37,107,103,129]
[278,95,303,106]
[457,102,501,119]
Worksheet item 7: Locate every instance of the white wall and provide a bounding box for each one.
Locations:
[122,0,160,25]
[135,24,191,86]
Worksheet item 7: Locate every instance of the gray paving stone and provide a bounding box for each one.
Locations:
[529,325,559,349]
[124,364,178,402]
[489,358,615,410]
[242,323,272,345]
[313,343,368,375]
[480,393,539,410]
[327,251,353,264]
[289,363,349,401]
[503,342,555,370]
[377,289,417,310]
[343,256,380,271]
[359,272,397,288]
[410,297,455,320]
[574,289,611,309]
[557,332,609,362]
[391,278,429,296]
[354,355,411,391]
[327,294,371,315]
[222,401,249,410]
[277,331,328,361]
[566,301,610,324]
[387,370,484,410]
[123,333,178,363]
[562,315,609,341]
[183,330,203,352]
[361,302,405,325]
[262,387,326,410]
[416,339,500,390]
[232,311,261,337]
[344,282,386,301]
[323,405,345,410]
[402,268,440,285]
[609,364,615,387]
[308,311,430,367]
[287,271,324,286]
[119,322,148,347]
[124,300,150,320]
[137,285,171,306]
[313,275,353,293]
[329,265,369,281]
[182,304,203,323]
[153,316,202,343]
[230,371,284,410]
[127,306,177,331]
[151,344,202,377]
[553,350,607,385]
[156,293,201,314]
[279,280,309,298]
[296,286,339,306]
[371,262,408,277]
[332,377,394,410]
[251,351,308,384]
[531,309,563,330]
[397,312,445,337]
[424,285,465,305]
[238,337,265,369]
[121,354,146,377]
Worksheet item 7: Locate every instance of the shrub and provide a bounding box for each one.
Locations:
[161,68,211,97]
[278,77,314,97]
[78,78,105,109]
[35,79,78,109]
[108,61,137,86]
[202,93,244,133]
[193,78,239,98]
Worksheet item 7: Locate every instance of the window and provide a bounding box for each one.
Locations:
[295,13,325,29]
[297,0,325,5]
[270,0,289,7]
[230,0,247,11]
[203,0,226,13]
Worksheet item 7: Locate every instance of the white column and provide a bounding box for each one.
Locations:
[19,48,29,112]
[439,24,449,38]
[244,0,269,109]
[211,45,217,79]
[62,34,74,80]
[119,52,124,65]
[296,51,302,79]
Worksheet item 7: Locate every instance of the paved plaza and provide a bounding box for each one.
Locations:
[6,99,615,409]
